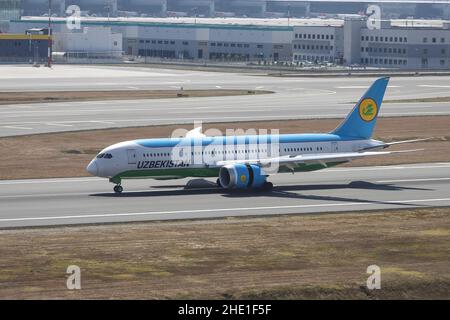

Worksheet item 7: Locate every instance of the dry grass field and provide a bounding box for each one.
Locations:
[0,89,269,105]
[0,207,448,299]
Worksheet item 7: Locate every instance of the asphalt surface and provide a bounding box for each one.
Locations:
[1,65,450,137]
[1,162,449,228]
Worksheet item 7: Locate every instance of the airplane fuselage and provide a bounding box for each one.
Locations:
[87,133,384,184]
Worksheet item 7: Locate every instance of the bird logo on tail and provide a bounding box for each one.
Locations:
[359,98,378,122]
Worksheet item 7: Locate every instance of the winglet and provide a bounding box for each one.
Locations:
[332,77,390,139]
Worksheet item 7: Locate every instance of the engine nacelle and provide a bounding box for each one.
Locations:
[219,164,267,190]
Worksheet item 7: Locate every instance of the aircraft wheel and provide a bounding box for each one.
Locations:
[113,185,123,194]
[216,178,222,188]
[262,182,273,191]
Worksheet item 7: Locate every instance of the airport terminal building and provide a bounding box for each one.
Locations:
[8,16,450,69]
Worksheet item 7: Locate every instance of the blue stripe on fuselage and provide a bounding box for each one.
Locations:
[136,134,357,148]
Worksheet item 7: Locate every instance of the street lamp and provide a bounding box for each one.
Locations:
[47,0,52,67]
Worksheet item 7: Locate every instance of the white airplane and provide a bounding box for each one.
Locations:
[86,77,424,193]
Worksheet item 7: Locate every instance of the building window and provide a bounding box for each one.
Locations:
[440,60,445,66]
[423,37,427,43]
[432,37,436,43]
[441,38,445,43]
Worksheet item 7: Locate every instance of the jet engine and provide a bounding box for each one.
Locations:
[218,164,270,190]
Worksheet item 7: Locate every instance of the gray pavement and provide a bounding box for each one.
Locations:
[1,65,450,137]
[1,162,449,228]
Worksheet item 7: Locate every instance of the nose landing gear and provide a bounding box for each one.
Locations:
[110,177,123,194]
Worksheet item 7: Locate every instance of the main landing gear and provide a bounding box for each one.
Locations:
[262,181,274,191]
[113,185,123,194]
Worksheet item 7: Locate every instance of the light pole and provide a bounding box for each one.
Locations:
[47,0,52,67]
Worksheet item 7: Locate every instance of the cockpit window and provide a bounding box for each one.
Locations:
[96,153,113,159]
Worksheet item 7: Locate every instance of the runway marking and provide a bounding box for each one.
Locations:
[0,178,103,185]
[336,86,402,89]
[168,109,264,114]
[45,123,74,127]
[376,177,450,183]
[1,198,450,223]
[90,120,116,125]
[2,125,33,130]
[418,85,450,88]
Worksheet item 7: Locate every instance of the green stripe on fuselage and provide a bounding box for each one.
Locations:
[111,161,347,182]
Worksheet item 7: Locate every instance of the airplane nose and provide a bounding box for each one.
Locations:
[86,160,98,176]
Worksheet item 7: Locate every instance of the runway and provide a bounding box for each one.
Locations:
[1,162,449,228]
[1,65,450,137]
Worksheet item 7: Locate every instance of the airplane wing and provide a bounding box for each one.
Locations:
[216,149,422,169]
[384,138,432,146]
[361,138,432,151]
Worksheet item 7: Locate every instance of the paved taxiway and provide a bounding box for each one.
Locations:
[0,162,449,228]
[1,66,450,136]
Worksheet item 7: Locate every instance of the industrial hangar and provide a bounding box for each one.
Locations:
[6,15,450,68]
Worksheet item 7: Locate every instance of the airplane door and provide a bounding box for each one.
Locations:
[127,149,137,164]
[331,142,338,152]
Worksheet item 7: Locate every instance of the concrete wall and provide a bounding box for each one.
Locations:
[53,26,122,56]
